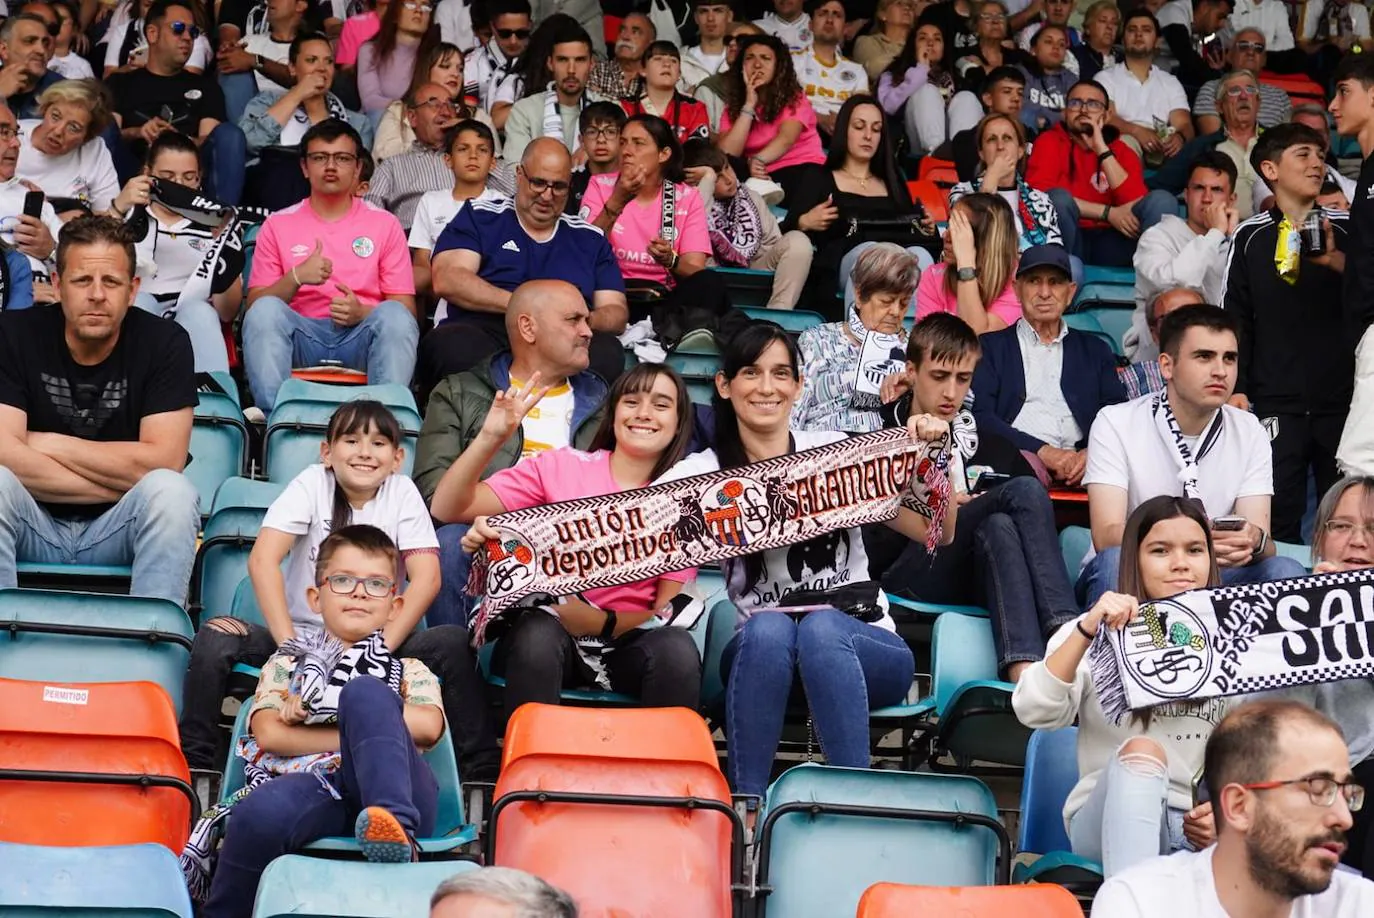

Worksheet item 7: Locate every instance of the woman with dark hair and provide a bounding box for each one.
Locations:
[1014,495,1224,878]
[878,21,956,155]
[715,34,826,203]
[580,114,711,292]
[356,0,439,119]
[373,41,499,160]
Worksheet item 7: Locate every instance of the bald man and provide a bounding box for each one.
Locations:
[1119,286,1205,398]
[420,137,628,394]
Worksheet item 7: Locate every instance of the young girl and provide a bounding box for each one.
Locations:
[1013,495,1225,877]
[178,400,499,781]
[452,364,703,722]
[878,22,957,156]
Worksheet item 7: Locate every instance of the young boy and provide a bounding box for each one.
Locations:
[200,525,444,918]
[566,101,626,216]
[622,41,711,145]
[681,138,812,310]
[1222,122,1352,542]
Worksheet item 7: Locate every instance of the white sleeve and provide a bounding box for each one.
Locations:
[652,449,722,485]
[1300,1,1320,41]
[39,202,64,252]
[86,142,121,212]
[104,25,127,69]
[408,195,434,249]
[189,35,212,70]
[1235,413,1275,499]
[260,467,322,536]
[1134,225,1228,303]
[392,477,440,550]
[1359,5,1373,39]
[1082,406,1130,490]
[1165,74,1188,114]
[1011,622,1090,730]
[1269,6,1296,51]
[1087,877,1148,917]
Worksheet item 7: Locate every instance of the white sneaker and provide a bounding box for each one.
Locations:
[243,406,265,424]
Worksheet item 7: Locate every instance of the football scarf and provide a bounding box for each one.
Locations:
[1152,391,1224,503]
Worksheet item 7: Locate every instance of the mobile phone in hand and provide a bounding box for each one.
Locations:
[22,190,43,220]
[1211,515,1247,532]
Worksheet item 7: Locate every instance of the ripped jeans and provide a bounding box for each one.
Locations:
[1068,739,1189,877]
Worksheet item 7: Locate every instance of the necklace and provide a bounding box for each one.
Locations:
[841,169,873,190]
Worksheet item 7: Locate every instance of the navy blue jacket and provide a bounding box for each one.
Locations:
[970,322,1126,454]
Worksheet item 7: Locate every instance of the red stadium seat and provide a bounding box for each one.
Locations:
[918,157,958,184]
[856,882,1084,917]
[908,179,950,223]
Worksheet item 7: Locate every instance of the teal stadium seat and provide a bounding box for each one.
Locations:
[1071,281,1133,310]
[15,561,132,593]
[252,856,479,917]
[0,841,194,917]
[1013,728,1104,897]
[187,371,248,518]
[1079,265,1134,287]
[1275,539,1312,571]
[1058,526,1092,581]
[714,266,776,308]
[740,306,826,333]
[1082,307,1132,357]
[1063,313,1122,358]
[664,351,724,379]
[192,477,284,621]
[264,381,422,484]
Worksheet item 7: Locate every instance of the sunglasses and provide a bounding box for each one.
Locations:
[1235,40,1266,52]
[167,20,201,39]
[496,27,531,39]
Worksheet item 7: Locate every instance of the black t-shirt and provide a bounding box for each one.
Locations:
[107,68,227,155]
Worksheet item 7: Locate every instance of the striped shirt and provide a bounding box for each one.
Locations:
[363,143,452,231]
[1192,80,1292,127]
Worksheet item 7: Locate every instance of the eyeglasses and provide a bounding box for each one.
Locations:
[495,27,531,39]
[306,151,359,166]
[166,20,202,38]
[978,11,1006,21]
[523,174,570,195]
[581,125,618,140]
[1235,40,1266,52]
[1223,84,1259,97]
[0,125,18,143]
[1065,97,1107,112]
[1243,776,1366,812]
[412,97,455,111]
[402,2,433,11]
[320,573,396,597]
[1324,519,1374,539]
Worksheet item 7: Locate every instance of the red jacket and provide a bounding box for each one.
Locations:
[1025,123,1149,228]
[622,94,711,145]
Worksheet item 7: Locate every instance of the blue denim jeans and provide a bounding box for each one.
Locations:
[1048,188,1179,267]
[721,609,914,797]
[202,122,247,206]
[0,465,200,607]
[430,523,474,628]
[218,71,257,125]
[1068,739,1188,877]
[1077,544,1310,611]
[134,293,230,373]
[201,676,439,918]
[241,296,419,411]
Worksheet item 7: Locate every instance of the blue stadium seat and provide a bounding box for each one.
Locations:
[193,478,285,621]
[686,378,717,406]
[0,841,193,916]
[697,598,739,713]
[1079,265,1134,287]
[188,372,249,518]
[1063,312,1122,358]
[15,561,132,593]
[918,612,1029,768]
[264,383,422,484]
[740,306,826,333]
[885,594,989,619]
[714,266,777,308]
[1072,282,1133,310]
[755,764,1010,917]
[1275,539,1312,571]
[1013,728,1104,894]
[1082,307,1133,356]
[252,856,479,917]
[1059,526,1092,582]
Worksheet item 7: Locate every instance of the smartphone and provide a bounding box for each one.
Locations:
[22,190,43,220]
[1193,769,1211,808]
[1212,515,1247,532]
[972,471,1011,494]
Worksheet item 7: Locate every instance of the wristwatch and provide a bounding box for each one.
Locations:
[599,610,618,641]
[955,266,979,283]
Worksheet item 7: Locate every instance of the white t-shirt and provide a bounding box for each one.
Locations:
[51,51,95,80]
[753,12,813,53]
[16,119,121,212]
[435,0,477,52]
[516,380,574,458]
[260,464,440,629]
[1093,847,1374,916]
[242,33,291,92]
[1299,0,1372,42]
[1156,0,1192,30]
[0,175,65,281]
[792,47,868,117]
[407,187,504,325]
[1097,62,1189,129]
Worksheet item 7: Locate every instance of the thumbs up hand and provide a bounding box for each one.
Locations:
[293,238,333,286]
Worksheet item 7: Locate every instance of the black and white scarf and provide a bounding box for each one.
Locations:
[543,84,589,152]
[847,304,906,410]
[1151,391,1224,503]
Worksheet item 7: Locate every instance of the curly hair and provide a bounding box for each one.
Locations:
[722,34,803,125]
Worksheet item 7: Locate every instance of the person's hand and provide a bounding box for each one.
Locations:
[748,156,770,179]
[1307,216,1346,272]
[982,147,1017,190]
[744,67,766,107]
[612,161,647,207]
[1183,801,1216,850]
[647,235,676,269]
[1228,392,1250,411]
[1161,130,1184,158]
[554,598,611,638]
[139,115,172,144]
[290,69,330,101]
[907,412,950,443]
[955,491,977,506]
[1036,444,1076,480]
[799,195,839,232]
[279,694,308,725]
[328,282,368,326]
[13,214,53,260]
[1061,448,1088,486]
[683,165,712,187]
[1107,204,1141,238]
[293,239,332,285]
[1129,122,1161,153]
[1203,37,1227,68]
[1314,560,1342,574]
[30,280,56,303]
[73,31,91,55]
[479,372,551,444]
[1082,591,1140,635]
[948,206,977,266]
[0,58,33,97]
[571,146,588,169]
[113,174,154,215]
[461,516,503,554]
[217,40,256,74]
[879,369,912,404]
[1212,520,1260,568]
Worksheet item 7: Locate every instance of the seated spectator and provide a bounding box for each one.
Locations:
[363,82,459,230]
[462,0,530,113]
[1192,28,1291,136]
[336,0,385,69]
[0,101,62,300]
[241,32,373,211]
[1026,79,1177,267]
[1071,0,1120,81]
[872,312,1076,682]
[416,279,610,627]
[215,0,308,122]
[1129,150,1237,361]
[794,0,868,138]
[375,46,499,163]
[356,0,438,121]
[684,139,814,310]
[197,526,449,915]
[501,23,603,163]
[422,138,628,392]
[442,363,702,721]
[120,132,239,372]
[1094,700,1374,913]
[243,119,418,411]
[0,14,62,124]
[1319,176,1351,211]
[1299,0,1369,83]
[697,22,764,132]
[1097,10,1193,166]
[487,13,583,130]
[1224,123,1352,543]
[857,0,918,82]
[945,65,1024,181]
[107,0,247,205]
[566,101,624,214]
[919,0,976,68]
[48,1,94,81]
[1015,494,1225,878]
[915,192,1021,333]
[953,1,1032,92]
[1253,102,1356,213]
[1078,304,1308,607]
[755,0,814,55]
[103,0,212,78]
[1196,70,1261,219]
[0,214,199,605]
[1229,0,1299,68]
[589,12,652,100]
[1120,286,1204,398]
[16,79,119,217]
[1159,0,1233,93]
[1017,24,1076,132]
[949,113,1066,255]
[971,243,1126,484]
[410,119,500,323]
[1017,0,1080,69]
[621,42,711,145]
[792,243,919,432]
[877,21,959,156]
[715,34,828,203]
[430,868,577,918]
[680,0,732,93]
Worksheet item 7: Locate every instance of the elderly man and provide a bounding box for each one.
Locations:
[364,83,460,231]
[502,24,606,163]
[1210,70,1264,217]
[1097,9,1193,164]
[1120,286,1205,397]
[1193,29,1292,135]
[421,137,628,393]
[0,100,63,304]
[431,867,578,918]
[971,243,1126,486]
[0,13,60,119]
[588,12,653,100]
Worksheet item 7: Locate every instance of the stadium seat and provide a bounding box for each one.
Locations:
[1063,312,1123,358]
[740,306,826,333]
[0,589,194,714]
[1275,539,1312,571]
[192,477,285,621]
[1013,728,1104,895]
[188,372,249,518]
[665,350,724,379]
[699,598,740,713]
[263,382,422,483]
[715,266,779,308]
[0,841,194,917]
[252,855,479,917]
[856,882,1083,917]
[0,678,195,851]
[1082,307,1133,356]
[1079,265,1134,287]
[15,561,133,593]
[489,704,742,918]
[687,377,717,406]
[755,764,1010,917]
[917,157,957,182]
[906,179,950,223]
[1058,526,1092,581]
[885,594,989,619]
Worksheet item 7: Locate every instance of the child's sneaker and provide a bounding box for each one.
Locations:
[354,806,417,863]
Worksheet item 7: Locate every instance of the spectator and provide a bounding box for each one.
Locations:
[462,0,530,113]
[0,100,62,299]
[914,192,1021,333]
[1120,286,1205,398]
[683,139,814,310]
[1204,70,1263,218]
[1026,79,1177,267]
[878,20,958,156]
[1017,0,1079,69]
[1071,0,1120,81]
[422,138,628,392]
[107,0,247,205]
[356,0,438,119]
[431,0,473,50]
[1228,0,1298,65]
[697,22,764,131]
[919,0,977,71]
[954,1,1032,92]
[1192,28,1291,136]
[1097,10,1192,166]
[49,0,94,81]
[794,0,868,137]
[501,23,602,164]
[581,114,710,294]
[1223,123,1352,542]
[792,243,918,432]
[16,79,119,216]
[120,132,239,372]
[1159,0,1233,94]
[374,42,499,161]
[566,100,624,214]
[1319,177,1351,211]
[243,119,418,411]
[589,12,652,100]
[1298,0,1369,81]
[1334,55,1374,477]
[1254,102,1356,214]
[1017,23,1076,132]
[1129,150,1237,361]
[104,0,212,79]
[680,0,732,93]
[416,279,610,626]
[337,0,386,69]
[530,0,603,59]
[1079,304,1307,607]
[1,14,62,124]
[488,14,589,132]
[971,243,1126,484]
[363,82,459,230]
[197,526,448,916]
[716,34,827,202]
[0,214,199,605]
[755,0,814,54]
[621,42,711,145]
[1015,495,1225,878]
[1094,700,1374,913]
[949,113,1066,256]
[855,0,917,82]
[216,0,309,122]
[431,868,578,918]
[945,64,1024,181]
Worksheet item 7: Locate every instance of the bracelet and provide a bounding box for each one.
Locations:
[110,202,126,218]
[740,107,756,119]
[1101,204,1111,222]
[291,265,301,286]
[1097,149,1115,164]
[669,253,680,272]
[1076,619,1096,641]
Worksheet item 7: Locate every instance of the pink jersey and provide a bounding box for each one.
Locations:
[249,196,415,320]
[914,263,1024,328]
[336,12,380,68]
[717,96,826,172]
[580,175,711,286]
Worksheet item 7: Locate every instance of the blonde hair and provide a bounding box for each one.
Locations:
[943,193,1018,307]
[37,78,112,140]
[1083,0,1120,29]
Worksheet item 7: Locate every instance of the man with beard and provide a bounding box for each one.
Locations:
[588,12,654,100]
[502,24,606,163]
[1096,9,1192,166]
[1094,699,1374,915]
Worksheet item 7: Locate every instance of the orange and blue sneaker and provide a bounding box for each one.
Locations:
[354,806,418,863]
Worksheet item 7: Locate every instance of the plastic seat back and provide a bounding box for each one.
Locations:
[1082,307,1133,356]
[193,478,284,618]
[906,180,949,222]
[740,306,825,333]
[252,856,478,917]
[757,764,1008,918]
[1019,728,1079,854]
[1058,525,1092,581]
[0,841,194,917]
[715,266,779,308]
[187,373,248,517]
[264,398,421,483]
[856,882,1083,917]
[0,679,193,851]
[929,614,1028,766]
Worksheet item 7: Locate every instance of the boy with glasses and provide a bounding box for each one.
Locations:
[566,100,624,215]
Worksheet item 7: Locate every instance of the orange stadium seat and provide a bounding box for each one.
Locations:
[908,179,950,223]
[856,882,1084,917]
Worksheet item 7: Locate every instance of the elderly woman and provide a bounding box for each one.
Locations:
[1071,0,1121,81]
[792,243,920,433]
[16,80,119,217]
[854,0,919,82]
